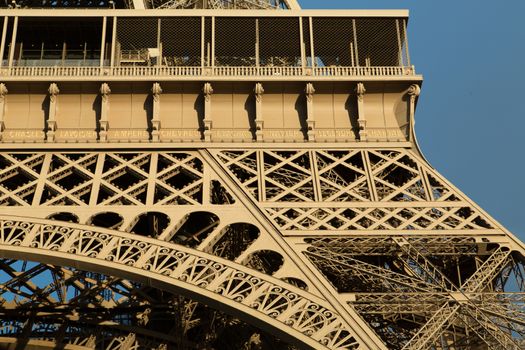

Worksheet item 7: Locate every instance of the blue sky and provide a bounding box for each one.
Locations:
[300,0,525,240]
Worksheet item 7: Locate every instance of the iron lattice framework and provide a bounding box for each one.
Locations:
[0,4,523,350]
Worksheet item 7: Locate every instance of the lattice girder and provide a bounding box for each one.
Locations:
[0,145,523,349]
[0,216,364,350]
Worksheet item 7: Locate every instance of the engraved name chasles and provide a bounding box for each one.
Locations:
[3,130,45,140]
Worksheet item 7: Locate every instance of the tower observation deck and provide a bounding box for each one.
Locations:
[0,2,523,350]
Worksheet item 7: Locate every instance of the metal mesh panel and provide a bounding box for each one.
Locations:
[215,17,256,67]
[312,17,356,67]
[116,17,158,66]
[259,17,301,67]
[12,17,102,67]
[160,17,201,67]
[355,18,401,67]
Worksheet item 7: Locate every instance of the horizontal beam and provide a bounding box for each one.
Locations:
[0,9,410,18]
[1,67,421,83]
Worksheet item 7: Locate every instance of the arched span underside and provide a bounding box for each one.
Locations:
[0,216,360,350]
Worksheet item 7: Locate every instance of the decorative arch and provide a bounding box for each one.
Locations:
[0,216,361,350]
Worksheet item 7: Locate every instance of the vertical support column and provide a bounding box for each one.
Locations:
[202,82,213,142]
[308,17,315,69]
[255,18,260,70]
[299,17,306,69]
[8,16,18,69]
[47,83,59,142]
[356,82,367,141]
[407,84,421,142]
[0,83,7,139]
[99,83,111,142]
[305,83,315,141]
[201,16,205,68]
[403,19,411,67]
[110,17,117,69]
[151,82,162,142]
[100,16,107,68]
[157,18,162,67]
[146,153,159,206]
[352,19,359,67]
[0,17,9,68]
[89,153,105,205]
[31,153,52,206]
[395,19,403,66]
[254,82,264,142]
[211,16,215,68]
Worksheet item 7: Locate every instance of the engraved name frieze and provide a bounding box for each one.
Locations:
[316,129,357,139]
[3,130,45,141]
[367,128,405,139]
[108,130,149,139]
[212,130,253,139]
[159,129,201,139]
[265,130,304,139]
[56,130,98,140]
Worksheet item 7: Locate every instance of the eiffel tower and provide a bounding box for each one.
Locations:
[0,0,523,349]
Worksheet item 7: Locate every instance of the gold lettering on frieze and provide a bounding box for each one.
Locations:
[212,130,253,139]
[4,130,45,141]
[266,130,304,139]
[159,129,201,139]
[367,128,405,139]
[56,130,97,140]
[108,130,149,139]
[316,129,357,139]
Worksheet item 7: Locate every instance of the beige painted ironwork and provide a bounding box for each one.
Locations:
[0,4,522,350]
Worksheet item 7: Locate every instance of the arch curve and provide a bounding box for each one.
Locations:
[0,216,360,350]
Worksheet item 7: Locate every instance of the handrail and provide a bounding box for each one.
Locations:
[3,65,416,78]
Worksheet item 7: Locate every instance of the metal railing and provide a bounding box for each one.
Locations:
[2,65,416,78]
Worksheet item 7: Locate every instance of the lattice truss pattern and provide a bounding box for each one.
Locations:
[213,147,525,349]
[0,148,523,349]
[0,150,365,350]
[214,149,496,233]
[304,236,525,350]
